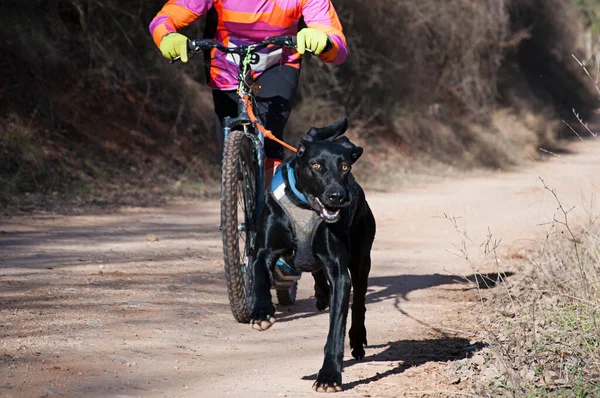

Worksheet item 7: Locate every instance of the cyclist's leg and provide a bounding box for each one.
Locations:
[212,89,239,152]
[254,65,300,187]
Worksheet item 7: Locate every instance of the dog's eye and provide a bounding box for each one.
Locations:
[341,165,349,172]
[312,163,321,170]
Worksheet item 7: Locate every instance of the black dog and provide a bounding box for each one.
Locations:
[249,118,376,392]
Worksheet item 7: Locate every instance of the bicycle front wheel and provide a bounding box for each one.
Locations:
[221,129,258,323]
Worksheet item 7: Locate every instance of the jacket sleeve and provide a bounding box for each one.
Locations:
[149,0,214,48]
[301,0,348,65]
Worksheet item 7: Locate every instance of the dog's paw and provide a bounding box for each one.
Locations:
[250,302,276,331]
[350,345,365,360]
[312,381,343,393]
[313,368,343,393]
[251,316,276,331]
[349,326,368,360]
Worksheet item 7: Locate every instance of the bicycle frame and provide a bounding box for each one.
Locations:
[221,50,267,224]
[173,35,301,322]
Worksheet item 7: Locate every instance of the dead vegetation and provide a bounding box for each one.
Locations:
[489,186,599,396]
[442,179,600,396]
[0,0,596,212]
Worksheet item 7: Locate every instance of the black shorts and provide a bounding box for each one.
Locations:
[212,64,300,160]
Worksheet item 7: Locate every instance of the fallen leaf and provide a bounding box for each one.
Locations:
[146,234,158,242]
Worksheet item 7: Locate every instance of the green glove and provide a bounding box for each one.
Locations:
[160,32,189,62]
[296,28,330,55]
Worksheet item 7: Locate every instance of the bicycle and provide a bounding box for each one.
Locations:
[174,36,302,323]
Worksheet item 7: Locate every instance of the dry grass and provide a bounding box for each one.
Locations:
[0,113,50,207]
[1,113,43,164]
[485,184,600,396]
[443,179,600,397]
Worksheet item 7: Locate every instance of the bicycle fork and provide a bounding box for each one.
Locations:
[222,120,266,231]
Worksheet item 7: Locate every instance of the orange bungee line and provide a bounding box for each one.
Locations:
[243,94,298,153]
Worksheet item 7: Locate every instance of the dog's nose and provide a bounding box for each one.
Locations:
[327,191,346,205]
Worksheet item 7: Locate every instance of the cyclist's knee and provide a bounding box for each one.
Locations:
[264,157,283,190]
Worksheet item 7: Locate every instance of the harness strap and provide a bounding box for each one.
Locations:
[270,163,308,205]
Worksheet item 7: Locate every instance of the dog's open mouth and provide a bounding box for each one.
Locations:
[308,196,341,223]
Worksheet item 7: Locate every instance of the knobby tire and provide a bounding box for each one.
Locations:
[221,130,257,323]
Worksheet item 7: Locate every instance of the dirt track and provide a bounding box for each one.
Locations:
[2,138,600,398]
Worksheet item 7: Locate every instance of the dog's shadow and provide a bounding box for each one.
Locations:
[277,272,513,323]
[301,336,477,388]
[278,272,505,389]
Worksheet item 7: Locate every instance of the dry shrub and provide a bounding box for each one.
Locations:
[473,108,560,166]
[0,113,60,207]
[0,0,217,158]
[298,0,593,173]
[0,113,43,164]
[0,1,221,211]
[453,182,600,396]
[371,106,557,170]
[500,0,597,127]
[441,189,600,396]
[486,234,600,394]
[302,0,509,119]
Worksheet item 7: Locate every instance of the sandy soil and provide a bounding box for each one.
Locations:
[1,138,600,398]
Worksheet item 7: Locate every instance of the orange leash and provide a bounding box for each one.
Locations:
[244,94,298,153]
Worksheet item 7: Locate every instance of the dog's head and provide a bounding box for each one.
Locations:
[293,118,363,223]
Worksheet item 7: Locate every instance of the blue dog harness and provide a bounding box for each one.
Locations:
[269,161,323,272]
[270,163,308,205]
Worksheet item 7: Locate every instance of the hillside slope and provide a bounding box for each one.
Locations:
[0,0,596,212]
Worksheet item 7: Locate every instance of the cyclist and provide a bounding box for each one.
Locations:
[149,0,348,185]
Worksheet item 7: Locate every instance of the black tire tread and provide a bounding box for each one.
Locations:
[221,130,253,323]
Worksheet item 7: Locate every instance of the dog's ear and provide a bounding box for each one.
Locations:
[296,142,306,157]
[350,146,364,163]
[335,136,364,163]
[302,117,349,143]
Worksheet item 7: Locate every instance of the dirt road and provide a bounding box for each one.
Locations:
[2,138,600,398]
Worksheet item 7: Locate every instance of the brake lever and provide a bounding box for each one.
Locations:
[169,51,199,64]
[170,39,209,64]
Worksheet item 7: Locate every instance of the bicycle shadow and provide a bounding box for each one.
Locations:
[301,336,477,389]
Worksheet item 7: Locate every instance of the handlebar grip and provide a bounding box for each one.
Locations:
[261,35,297,48]
[188,39,221,53]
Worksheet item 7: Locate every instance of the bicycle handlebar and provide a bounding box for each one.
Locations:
[170,35,298,64]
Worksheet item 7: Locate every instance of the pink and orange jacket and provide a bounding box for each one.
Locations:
[149,0,348,90]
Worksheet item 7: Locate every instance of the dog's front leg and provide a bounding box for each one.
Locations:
[250,197,294,331]
[313,254,351,392]
[250,249,279,331]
